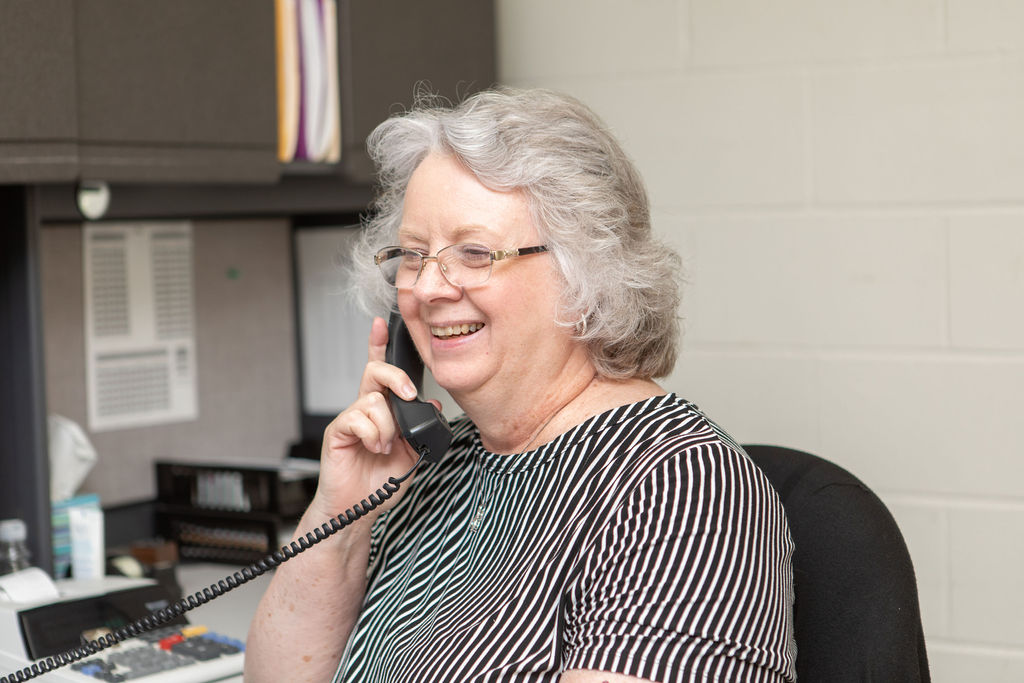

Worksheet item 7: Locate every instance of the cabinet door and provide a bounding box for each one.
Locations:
[0,0,79,183]
[75,0,279,183]
[337,0,496,181]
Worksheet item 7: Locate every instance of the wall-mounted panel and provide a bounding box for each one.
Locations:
[75,1,279,183]
[0,0,78,182]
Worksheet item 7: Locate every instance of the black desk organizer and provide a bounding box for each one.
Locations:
[154,461,317,564]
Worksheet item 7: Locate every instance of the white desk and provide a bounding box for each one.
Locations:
[176,562,273,683]
[176,562,271,640]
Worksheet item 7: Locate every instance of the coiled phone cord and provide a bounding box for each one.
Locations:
[0,454,425,683]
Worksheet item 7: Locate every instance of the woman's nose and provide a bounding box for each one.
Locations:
[413,257,460,299]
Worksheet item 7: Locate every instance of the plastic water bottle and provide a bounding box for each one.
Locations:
[0,518,32,575]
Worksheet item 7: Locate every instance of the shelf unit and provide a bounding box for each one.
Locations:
[0,0,495,572]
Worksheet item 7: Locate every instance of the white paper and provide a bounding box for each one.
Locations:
[83,222,198,431]
[299,0,328,161]
[321,0,341,162]
[294,227,372,413]
[0,568,60,603]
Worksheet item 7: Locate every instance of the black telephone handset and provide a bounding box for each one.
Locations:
[385,312,453,463]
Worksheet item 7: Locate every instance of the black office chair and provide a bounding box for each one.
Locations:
[742,444,931,683]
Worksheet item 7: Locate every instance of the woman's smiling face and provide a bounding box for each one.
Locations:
[395,153,578,404]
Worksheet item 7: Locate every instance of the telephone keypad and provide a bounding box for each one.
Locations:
[70,625,244,681]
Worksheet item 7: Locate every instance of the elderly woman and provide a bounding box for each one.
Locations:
[245,88,796,683]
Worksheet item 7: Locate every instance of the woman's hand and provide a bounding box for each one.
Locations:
[308,316,427,521]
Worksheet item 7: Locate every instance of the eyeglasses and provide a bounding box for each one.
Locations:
[374,243,549,288]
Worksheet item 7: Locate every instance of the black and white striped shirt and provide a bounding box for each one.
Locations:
[335,394,796,682]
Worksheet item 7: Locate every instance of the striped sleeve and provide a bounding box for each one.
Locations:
[563,438,796,682]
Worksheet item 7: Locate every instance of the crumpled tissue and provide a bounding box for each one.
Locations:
[47,414,98,502]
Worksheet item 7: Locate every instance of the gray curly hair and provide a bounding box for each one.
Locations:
[350,87,681,379]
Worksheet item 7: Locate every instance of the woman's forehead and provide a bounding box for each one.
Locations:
[399,155,537,245]
[398,222,495,242]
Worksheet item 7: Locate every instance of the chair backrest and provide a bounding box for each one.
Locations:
[742,444,931,683]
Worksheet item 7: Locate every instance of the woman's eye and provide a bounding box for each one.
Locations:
[399,252,421,268]
[459,245,492,264]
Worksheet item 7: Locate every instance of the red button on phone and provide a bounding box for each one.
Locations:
[159,634,185,650]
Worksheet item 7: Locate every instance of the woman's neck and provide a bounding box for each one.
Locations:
[458,370,665,455]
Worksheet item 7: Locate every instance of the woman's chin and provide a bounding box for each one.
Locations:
[427,361,487,399]
[429,374,475,399]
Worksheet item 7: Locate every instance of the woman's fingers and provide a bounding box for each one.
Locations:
[362,391,398,453]
[358,360,417,401]
[359,317,418,399]
[343,410,380,453]
[326,392,400,456]
[367,316,389,363]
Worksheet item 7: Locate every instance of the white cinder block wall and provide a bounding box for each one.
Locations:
[497,1,1024,680]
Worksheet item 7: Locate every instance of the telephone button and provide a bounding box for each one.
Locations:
[158,633,185,650]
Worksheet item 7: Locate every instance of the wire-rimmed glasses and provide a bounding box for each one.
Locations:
[374,243,548,288]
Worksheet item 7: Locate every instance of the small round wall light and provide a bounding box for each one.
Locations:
[76,181,111,221]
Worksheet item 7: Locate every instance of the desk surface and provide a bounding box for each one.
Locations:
[176,562,270,640]
[176,562,272,683]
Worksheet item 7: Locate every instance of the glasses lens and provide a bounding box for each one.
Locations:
[377,248,421,287]
[441,244,493,287]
